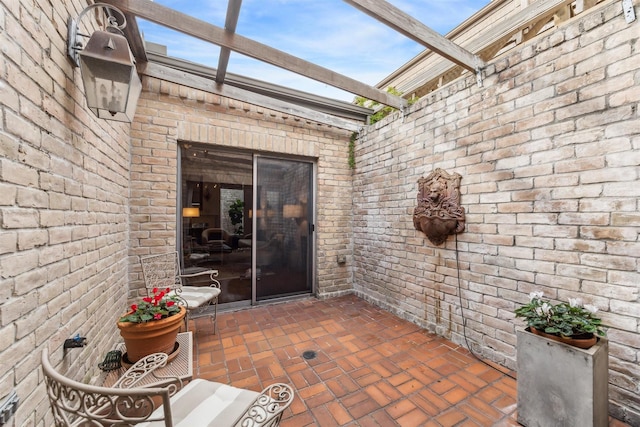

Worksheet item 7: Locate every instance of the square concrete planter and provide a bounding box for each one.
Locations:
[516,328,608,427]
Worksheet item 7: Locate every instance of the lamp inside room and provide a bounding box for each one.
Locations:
[283,205,304,219]
[182,207,200,218]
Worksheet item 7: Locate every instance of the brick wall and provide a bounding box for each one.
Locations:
[2,0,639,425]
[128,76,354,298]
[1,1,355,424]
[0,1,132,425]
[353,2,639,422]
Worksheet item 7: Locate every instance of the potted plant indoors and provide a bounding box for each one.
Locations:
[228,199,244,235]
[514,291,606,348]
[117,287,186,363]
[515,291,609,427]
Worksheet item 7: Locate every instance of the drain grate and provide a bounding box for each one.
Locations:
[302,350,317,360]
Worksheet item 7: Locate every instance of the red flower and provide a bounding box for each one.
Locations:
[120,286,182,324]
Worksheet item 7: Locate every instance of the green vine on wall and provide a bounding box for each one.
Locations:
[348,132,357,169]
[349,87,418,169]
[354,86,419,124]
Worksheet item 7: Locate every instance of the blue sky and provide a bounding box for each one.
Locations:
[138,0,489,102]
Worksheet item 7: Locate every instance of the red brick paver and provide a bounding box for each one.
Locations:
[191,295,629,426]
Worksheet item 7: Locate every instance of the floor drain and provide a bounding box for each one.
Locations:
[302,350,317,360]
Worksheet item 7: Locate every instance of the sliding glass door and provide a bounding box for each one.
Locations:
[179,144,314,305]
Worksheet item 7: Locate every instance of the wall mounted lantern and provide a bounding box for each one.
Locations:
[67,3,141,122]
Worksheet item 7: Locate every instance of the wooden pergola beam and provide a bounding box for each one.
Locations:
[140,62,363,132]
[216,0,243,84]
[343,0,485,73]
[102,0,407,109]
[378,0,577,97]
[120,11,147,62]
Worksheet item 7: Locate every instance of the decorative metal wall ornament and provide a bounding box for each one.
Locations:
[413,168,465,245]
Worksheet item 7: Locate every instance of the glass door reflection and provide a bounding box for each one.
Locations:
[180,145,314,306]
[254,157,313,301]
[180,146,254,305]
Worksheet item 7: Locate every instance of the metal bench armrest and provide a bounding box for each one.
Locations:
[112,353,183,395]
[233,383,294,427]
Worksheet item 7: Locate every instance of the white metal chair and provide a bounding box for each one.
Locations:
[42,349,294,427]
[140,252,221,334]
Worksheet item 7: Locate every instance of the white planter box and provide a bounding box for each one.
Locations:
[516,328,608,427]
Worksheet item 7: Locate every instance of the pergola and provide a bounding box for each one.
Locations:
[99,0,485,131]
[98,0,598,130]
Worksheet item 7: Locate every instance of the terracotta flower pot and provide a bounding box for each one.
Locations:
[117,306,186,362]
[530,326,597,349]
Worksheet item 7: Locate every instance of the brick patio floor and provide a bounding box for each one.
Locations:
[191,294,629,427]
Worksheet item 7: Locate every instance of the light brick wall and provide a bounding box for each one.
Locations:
[128,76,354,298]
[353,2,639,422]
[0,1,132,426]
[3,0,639,425]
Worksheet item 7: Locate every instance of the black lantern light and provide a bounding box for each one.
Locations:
[67,3,141,122]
